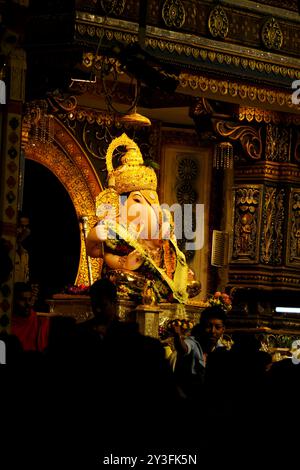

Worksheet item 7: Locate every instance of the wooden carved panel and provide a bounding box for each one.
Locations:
[232,185,262,263]
[265,124,290,162]
[287,189,300,267]
[260,186,285,265]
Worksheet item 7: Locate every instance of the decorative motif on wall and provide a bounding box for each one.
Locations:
[229,270,300,290]
[287,189,300,266]
[265,124,290,162]
[294,130,300,163]
[261,17,283,50]
[192,98,214,118]
[260,186,284,265]
[23,101,55,146]
[162,0,185,29]
[234,162,300,183]
[76,3,300,58]
[239,107,281,125]
[76,12,300,84]
[208,5,229,39]
[175,155,199,261]
[178,158,197,180]
[178,73,299,111]
[215,121,262,161]
[100,0,126,15]
[176,182,197,204]
[57,107,160,190]
[232,186,262,263]
[256,0,298,11]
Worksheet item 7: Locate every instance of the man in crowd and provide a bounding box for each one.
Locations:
[173,305,227,401]
[11,282,49,352]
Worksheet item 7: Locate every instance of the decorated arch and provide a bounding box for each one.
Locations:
[23,117,102,286]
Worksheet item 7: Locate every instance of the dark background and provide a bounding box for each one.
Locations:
[22,159,80,298]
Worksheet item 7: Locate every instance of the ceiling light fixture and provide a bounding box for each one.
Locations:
[119,80,151,127]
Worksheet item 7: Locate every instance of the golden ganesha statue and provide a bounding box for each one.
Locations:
[86,133,200,304]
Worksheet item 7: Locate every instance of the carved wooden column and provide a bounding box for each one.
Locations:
[216,108,300,319]
[191,99,235,295]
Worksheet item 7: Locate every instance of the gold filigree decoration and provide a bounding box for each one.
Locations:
[82,52,123,74]
[23,139,102,286]
[261,17,283,50]
[192,98,215,117]
[239,107,281,124]
[75,22,138,44]
[229,270,300,290]
[67,108,116,127]
[75,17,300,81]
[232,186,262,263]
[235,162,300,183]
[287,189,300,265]
[265,124,290,162]
[215,121,262,160]
[260,187,284,265]
[100,0,126,16]
[294,130,300,163]
[162,0,185,29]
[208,5,229,39]
[179,73,299,111]
[46,94,77,113]
[146,39,300,80]
[96,188,120,220]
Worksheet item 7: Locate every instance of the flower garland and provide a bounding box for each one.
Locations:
[103,219,188,303]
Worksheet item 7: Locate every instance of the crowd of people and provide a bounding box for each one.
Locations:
[1,276,300,466]
[0,214,299,466]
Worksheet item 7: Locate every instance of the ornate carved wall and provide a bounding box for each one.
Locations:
[23,117,103,286]
[160,128,212,300]
[225,111,300,293]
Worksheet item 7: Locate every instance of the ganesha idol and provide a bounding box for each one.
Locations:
[86,133,200,304]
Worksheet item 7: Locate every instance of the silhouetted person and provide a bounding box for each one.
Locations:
[86,278,183,449]
[11,282,49,352]
[173,306,227,403]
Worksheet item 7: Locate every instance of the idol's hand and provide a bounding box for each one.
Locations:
[104,250,143,270]
[95,221,108,241]
[124,249,144,270]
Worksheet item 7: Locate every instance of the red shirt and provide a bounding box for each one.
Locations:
[11,309,49,352]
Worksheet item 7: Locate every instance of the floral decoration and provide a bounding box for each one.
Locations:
[207,291,232,312]
[159,318,194,340]
[64,284,90,295]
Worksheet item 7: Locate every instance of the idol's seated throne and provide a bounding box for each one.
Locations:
[86,133,201,335]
